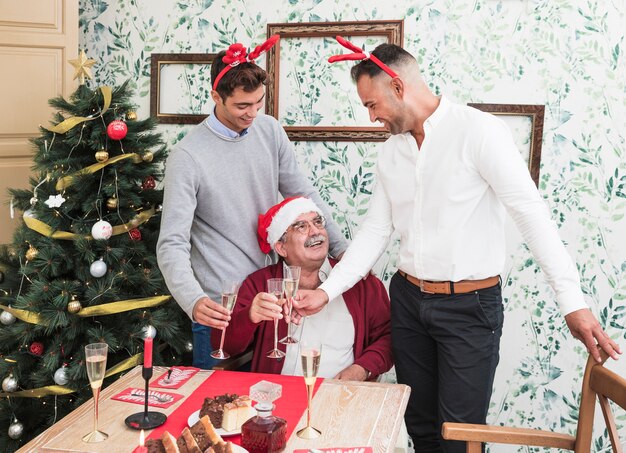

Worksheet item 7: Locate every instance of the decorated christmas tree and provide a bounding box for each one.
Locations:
[0,52,191,451]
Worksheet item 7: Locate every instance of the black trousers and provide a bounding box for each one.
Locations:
[389,272,504,453]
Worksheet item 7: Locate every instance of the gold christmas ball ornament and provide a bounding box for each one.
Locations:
[95,149,109,163]
[25,245,38,261]
[126,111,137,121]
[141,151,154,162]
[67,298,82,314]
[106,197,118,209]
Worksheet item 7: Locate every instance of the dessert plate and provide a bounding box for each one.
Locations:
[187,409,242,437]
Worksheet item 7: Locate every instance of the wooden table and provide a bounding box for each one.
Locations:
[19,366,410,452]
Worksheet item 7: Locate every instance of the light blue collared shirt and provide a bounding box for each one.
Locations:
[205,108,249,138]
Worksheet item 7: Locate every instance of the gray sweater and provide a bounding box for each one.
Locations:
[157,113,348,320]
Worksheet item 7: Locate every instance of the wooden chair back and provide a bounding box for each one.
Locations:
[442,348,625,453]
[586,356,626,452]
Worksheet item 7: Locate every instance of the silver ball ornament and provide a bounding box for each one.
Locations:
[142,325,157,339]
[1,310,16,325]
[89,259,107,278]
[8,420,24,440]
[53,366,69,386]
[91,220,113,240]
[2,375,18,392]
[29,196,38,206]
[184,341,193,353]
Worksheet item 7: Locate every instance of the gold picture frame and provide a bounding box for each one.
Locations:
[150,53,216,124]
[266,20,404,141]
[468,103,545,186]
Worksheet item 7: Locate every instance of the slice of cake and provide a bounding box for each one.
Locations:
[145,438,166,453]
[177,427,202,453]
[190,415,223,450]
[199,393,238,428]
[221,396,255,432]
[161,431,180,453]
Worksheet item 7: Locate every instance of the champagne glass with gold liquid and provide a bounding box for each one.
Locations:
[280,265,300,344]
[83,342,109,443]
[211,279,241,359]
[296,339,322,439]
[266,278,286,359]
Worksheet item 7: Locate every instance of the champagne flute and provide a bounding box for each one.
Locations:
[210,279,241,359]
[280,265,300,344]
[83,342,109,443]
[296,339,322,439]
[266,278,286,359]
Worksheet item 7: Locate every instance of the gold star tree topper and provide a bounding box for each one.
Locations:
[68,50,96,85]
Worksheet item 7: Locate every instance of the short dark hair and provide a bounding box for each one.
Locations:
[211,50,268,99]
[350,44,416,82]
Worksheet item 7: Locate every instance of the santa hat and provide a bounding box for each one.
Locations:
[257,196,324,254]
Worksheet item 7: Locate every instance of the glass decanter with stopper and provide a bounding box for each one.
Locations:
[241,380,287,452]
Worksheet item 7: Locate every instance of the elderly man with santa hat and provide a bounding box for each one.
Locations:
[211,196,392,381]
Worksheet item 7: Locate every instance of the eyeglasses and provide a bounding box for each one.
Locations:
[288,215,326,235]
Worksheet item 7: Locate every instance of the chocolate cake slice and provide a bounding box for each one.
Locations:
[199,393,238,428]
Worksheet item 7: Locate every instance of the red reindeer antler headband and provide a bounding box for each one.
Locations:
[212,34,280,90]
[328,36,398,79]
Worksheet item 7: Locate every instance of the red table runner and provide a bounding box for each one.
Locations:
[147,370,323,445]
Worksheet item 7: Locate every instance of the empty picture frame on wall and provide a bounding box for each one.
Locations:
[266,20,404,141]
[468,103,544,186]
[150,53,216,124]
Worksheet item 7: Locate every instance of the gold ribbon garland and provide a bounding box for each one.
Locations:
[77,295,170,317]
[0,384,76,398]
[104,353,143,378]
[0,304,47,325]
[0,294,169,326]
[23,206,156,241]
[43,86,112,134]
[0,353,143,398]
[56,153,143,190]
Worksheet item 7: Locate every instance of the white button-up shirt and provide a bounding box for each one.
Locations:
[321,96,586,316]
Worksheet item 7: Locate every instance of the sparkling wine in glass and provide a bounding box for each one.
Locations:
[266,278,286,359]
[280,265,300,344]
[211,279,241,359]
[296,339,322,439]
[83,342,109,443]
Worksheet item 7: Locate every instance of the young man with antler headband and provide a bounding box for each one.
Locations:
[157,36,347,369]
[295,39,621,452]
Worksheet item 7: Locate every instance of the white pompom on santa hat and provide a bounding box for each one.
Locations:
[257,196,323,254]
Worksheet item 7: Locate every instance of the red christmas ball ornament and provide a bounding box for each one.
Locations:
[29,341,44,356]
[106,120,128,140]
[141,176,156,190]
[128,228,142,241]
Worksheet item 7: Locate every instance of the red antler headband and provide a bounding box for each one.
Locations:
[212,34,280,90]
[328,35,398,79]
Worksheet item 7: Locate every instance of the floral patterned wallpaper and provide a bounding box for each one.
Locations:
[80,0,626,450]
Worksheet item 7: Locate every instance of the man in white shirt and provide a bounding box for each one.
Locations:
[296,43,621,452]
